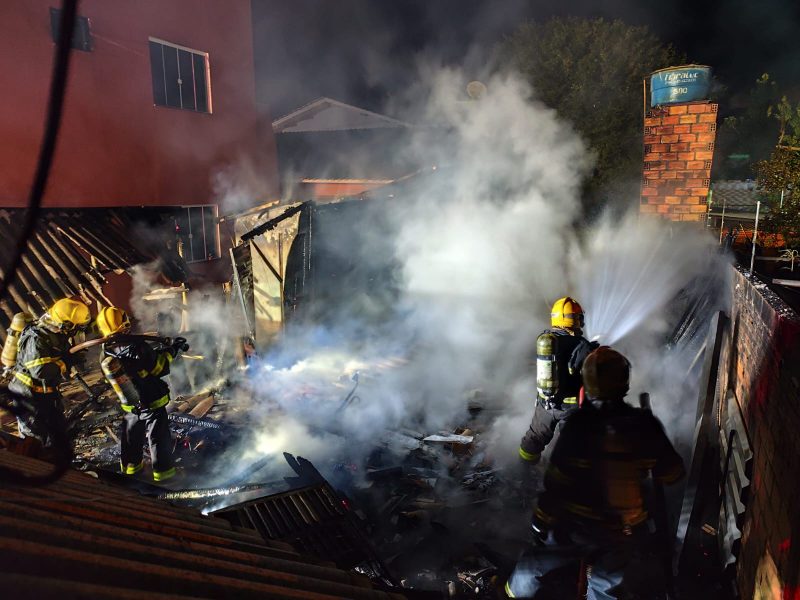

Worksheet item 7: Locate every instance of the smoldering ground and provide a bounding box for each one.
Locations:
[167,69,731,490]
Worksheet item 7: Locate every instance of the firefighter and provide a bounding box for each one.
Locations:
[506,347,686,599]
[7,298,91,444]
[96,306,188,482]
[518,296,597,464]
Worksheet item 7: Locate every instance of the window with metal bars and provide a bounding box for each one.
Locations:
[174,206,220,262]
[148,38,211,113]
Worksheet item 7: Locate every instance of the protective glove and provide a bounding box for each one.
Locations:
[65,350,87,373]
[171,336,190,354]
[568,339,600,375]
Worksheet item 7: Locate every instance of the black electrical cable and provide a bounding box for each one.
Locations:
[0,0,79,486]
[0,0,78,297]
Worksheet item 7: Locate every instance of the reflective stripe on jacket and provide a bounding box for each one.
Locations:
[102,338,174,411]
[535,400,686,533]
[8,324,71,398]
[13,371,58,394]
[120,393,170,413]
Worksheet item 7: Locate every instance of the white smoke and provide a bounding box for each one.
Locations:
[212,155,280,214]
[573,214,731,451]
[126,262,246,396]
[140,68,728,485]
[214,70,595,478]
[576,213,719,345]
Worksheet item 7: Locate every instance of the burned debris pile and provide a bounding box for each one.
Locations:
[343,413,534,597]
[52,357,538,598]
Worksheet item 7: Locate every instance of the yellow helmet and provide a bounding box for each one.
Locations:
[550,296,585,330]
[96,306,131,337]
[582,346,630,400]
[49,299,91,331]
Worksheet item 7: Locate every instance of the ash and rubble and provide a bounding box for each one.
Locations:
[50,346,538,597]
[342,410,535,596]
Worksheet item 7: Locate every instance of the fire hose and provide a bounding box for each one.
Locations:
[69,333,174,354]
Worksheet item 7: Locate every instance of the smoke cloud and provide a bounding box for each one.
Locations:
[139,67,729,489]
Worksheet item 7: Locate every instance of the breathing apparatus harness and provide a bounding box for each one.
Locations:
[99,333,188,414]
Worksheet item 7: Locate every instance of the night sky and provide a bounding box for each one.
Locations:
[252,0,800,118]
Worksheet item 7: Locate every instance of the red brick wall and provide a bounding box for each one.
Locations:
[717,267,800,597]
[0,0,279,208]
[640,102,718,221]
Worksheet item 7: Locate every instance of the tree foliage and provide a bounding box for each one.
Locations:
[499,17,682,210]
[757,90,800,249]
[715,74,782,179]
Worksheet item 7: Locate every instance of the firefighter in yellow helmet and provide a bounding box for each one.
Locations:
[518,297,597,465]
[506,347,685,598]
[97,306,187,482]
[7,298,91,444]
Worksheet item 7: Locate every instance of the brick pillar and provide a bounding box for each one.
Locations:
[640,102,718,221]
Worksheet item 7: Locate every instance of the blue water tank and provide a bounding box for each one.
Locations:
[650,65,712,107]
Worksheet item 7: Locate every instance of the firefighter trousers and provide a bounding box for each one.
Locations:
[506,535,660,599]
[13,393,66,447]
[119,406,175,481]
[520,402,577,460]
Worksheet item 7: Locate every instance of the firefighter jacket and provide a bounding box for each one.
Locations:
[536,328,595,407]
[102,339,176,413]
[8,324,72,397]
[533,400,685,536]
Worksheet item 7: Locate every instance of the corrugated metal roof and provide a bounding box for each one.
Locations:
[0,209,152,342]
[0,450,406,599]
[212,455,396,584]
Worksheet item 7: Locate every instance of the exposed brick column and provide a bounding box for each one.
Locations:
[640,102,718,221]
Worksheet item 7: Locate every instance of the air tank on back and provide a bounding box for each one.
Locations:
[536,332,559,400]
[101,355,141,407]
[2,312,34,368]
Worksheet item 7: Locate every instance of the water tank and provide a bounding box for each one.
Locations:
[650,65,712,107]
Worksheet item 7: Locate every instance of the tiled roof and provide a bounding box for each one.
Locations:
[0,450,406,599]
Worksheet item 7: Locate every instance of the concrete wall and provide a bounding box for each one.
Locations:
[641,102,718,221]
[717,266,800,598]
[0,0,278,208]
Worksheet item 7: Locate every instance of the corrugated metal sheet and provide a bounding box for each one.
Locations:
[0,451,407,599]
[213,483,396,584]
[0,209,151,342]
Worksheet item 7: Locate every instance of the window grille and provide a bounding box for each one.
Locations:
[149,38,211,113]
